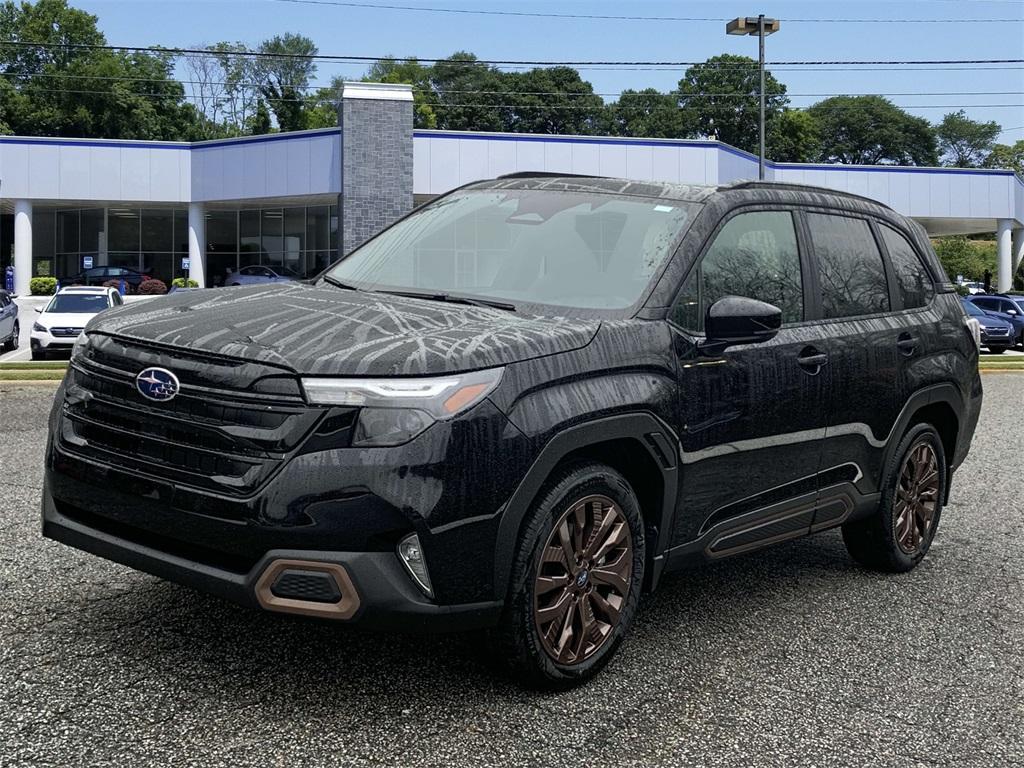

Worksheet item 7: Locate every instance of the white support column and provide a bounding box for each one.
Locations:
[1012,228,1024,277]
[13,200,33,297]
[997,219,1013,292]
[187,202,206,288]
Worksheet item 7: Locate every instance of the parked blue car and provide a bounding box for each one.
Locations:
[226,265,301,286]
[0,289,19,352]
[965,295,1024,346]
[962,298,1015,353]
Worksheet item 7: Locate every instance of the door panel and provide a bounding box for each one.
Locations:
[805,211,901,496]
[667,208,831,547]
[671,325,832,546]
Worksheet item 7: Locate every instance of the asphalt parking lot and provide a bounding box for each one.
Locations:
[1,376,1022,768]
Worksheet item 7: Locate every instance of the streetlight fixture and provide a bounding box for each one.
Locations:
[727,15,781,180]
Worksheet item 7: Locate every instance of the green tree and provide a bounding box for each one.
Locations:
[932,236,996,282]
[609,88,682,138]
[502,67,605,135]
[255,33,316,132]
[809,96,938,166]
[247,99,272,135]
[365,57,437,128]
[675,54,788,153]
[430,52,509,132]
[767,109,821,163]
[984,140,1024,176]
[936,110,1000,167]
[0,0,202,140]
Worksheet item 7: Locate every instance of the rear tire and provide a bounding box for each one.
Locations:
[1,322,17,352]
[842,423,946,573]
[496,462,645,689]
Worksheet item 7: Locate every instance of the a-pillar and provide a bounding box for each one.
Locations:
[13,200,32,296]
[997,219,1013,292]
[187,202,206,288]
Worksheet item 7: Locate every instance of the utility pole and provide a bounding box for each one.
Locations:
[726,15,781,180]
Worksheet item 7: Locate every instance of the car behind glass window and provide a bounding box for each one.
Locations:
[671,210,803,332]
[809,213,890,319]
[879,224,933,309]
[325,189,700,311]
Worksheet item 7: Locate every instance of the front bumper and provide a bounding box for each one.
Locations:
[41,483,503,631]
[31,329,81,351]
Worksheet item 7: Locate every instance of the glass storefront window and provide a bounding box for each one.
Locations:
[261,209,283,257]
[206,210,238,256]
[173,210,188,256]
[80,209,105,255]
[57,210,79,254]
[108,209,140,253]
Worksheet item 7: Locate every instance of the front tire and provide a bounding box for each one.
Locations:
[842,423,946,573]
[987,347,1006,354]
[30,347,47,361]
[497,462,645,689]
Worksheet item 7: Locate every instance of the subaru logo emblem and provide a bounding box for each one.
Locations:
[136,367,180,402]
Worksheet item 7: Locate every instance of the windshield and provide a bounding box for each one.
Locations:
[324,188,699,311]
[45,293,109,314]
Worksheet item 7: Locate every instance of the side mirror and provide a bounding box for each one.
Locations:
[34,307,43,313]
[699,296,782,353]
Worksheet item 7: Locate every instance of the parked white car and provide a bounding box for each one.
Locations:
[31,286,122,359]
[961,281,987,295]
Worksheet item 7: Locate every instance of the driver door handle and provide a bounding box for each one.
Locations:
[796,347,828,373]
[896,333,918,356]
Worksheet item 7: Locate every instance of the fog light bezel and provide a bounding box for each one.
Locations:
[397,533,434,599]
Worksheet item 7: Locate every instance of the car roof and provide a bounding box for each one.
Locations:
[57,286,112,294]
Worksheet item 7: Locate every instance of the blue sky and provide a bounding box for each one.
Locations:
[77,0,1024,141]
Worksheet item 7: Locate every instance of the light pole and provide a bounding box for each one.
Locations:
[727,15,780,180]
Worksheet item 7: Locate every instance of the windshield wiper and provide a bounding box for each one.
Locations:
[378,289,516,313]
[321,275,362,292]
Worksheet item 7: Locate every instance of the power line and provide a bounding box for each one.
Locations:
[1,40,1021,68]
[268,0,1024,24]
[10,84,1023,112]
[4,71,1021,100]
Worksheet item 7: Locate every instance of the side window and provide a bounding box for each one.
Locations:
[808,213,890,319]
[879,224,933,309]
[975,298,995,310]
[1001,300,1019,315]
[671,210,803,332]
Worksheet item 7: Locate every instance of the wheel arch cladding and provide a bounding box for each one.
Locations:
[884,383,962,504]
[493,414,678,600]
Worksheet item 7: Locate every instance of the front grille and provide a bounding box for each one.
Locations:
[58,335,351,497]
[51,327,85,338]
[984,327,1010,336]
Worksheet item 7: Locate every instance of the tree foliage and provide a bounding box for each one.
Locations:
[983,140,1024,176]
[768,109,821,163]
[0,0,203,140]
[255,33,317,132]
[809,96,938,166]
[936,110,1000,168]
[932,236,996,282]
[609,88,683,138]
[676,54,788,153]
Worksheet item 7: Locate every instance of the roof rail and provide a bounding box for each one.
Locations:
[724,180,895,211]
[497,171,606,180]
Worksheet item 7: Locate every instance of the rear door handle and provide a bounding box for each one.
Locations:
[797,347,828,373]
[896,333,918,356]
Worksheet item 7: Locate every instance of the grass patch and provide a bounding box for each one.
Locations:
[0,369,67,381]
[0,361,69,370]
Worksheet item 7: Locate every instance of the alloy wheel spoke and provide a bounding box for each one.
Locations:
[535,573,570,597]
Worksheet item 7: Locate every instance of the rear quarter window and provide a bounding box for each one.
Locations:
[878,223,934,309]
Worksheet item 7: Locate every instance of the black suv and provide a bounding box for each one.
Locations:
[42,177,982,687]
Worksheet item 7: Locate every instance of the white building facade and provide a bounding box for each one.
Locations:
[2,83,1022,296]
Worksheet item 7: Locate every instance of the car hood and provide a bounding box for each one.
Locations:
[38,311,98,328]
[87,283,601,376]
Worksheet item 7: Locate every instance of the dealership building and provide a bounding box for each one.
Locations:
[2,81,1023,297]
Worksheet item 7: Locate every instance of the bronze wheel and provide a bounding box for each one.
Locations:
[893,440,941,555]
[532,494,633,665]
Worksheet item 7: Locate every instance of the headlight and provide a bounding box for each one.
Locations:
[71,333,90,361]
[302,367,504,447]
[32,322,47,333]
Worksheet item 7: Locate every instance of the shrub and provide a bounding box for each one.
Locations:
[954,284,971,297]
[29,277,57,295]
[137,278,168,295]
[171,277,199,288]
[102,279,121,290]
